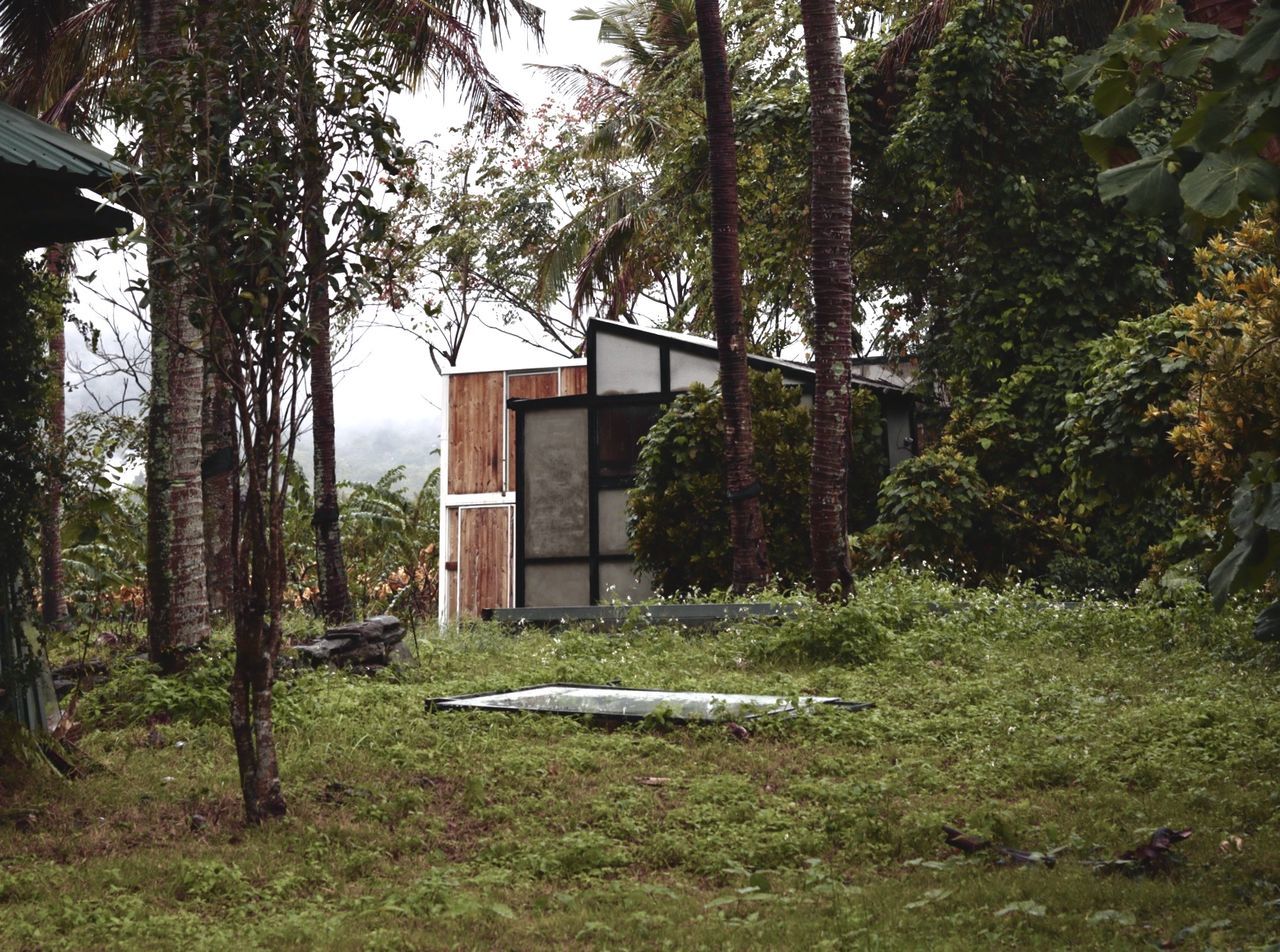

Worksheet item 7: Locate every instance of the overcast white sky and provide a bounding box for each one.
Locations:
[69,1,610,433]
[341,1,610,426]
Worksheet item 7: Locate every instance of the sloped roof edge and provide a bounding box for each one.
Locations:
[0,100,130,188]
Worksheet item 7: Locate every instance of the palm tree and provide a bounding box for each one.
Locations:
[800,0,855,596]
[138,0,211,673]
[692,0,769,590]
[297,0,542,625]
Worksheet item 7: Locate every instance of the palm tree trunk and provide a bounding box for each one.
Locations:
[142,0,210,671]
[693,0,769,591]
[801,0,855,596]
[294,1,353,624]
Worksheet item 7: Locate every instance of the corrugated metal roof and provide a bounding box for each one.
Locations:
[0,100,129,188]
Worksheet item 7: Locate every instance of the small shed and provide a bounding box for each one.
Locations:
[0,101,131,733]
[439,320,920,620]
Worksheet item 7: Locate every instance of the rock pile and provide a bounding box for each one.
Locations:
[293,615,410,670]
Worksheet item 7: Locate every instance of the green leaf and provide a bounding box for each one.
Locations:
[1258,485,1280,532]
[1254,601,1280,642]
[1228,480,1260,538]
[1163,39,1210,79]
[1097,154,1180,214]
[1064,51,1106,91]
[1171,91,1228,148]
[1083,92,1150,141]
[1208,528,1273,608]
[1092,76,1135,116]
[1235,5,1280,74]
[996,900,1047,917]
[1179,149,1280,219]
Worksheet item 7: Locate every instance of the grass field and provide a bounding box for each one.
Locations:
[2,571,1279,950]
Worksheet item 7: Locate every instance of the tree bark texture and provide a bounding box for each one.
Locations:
[801,0,856,596]
[202,320,236,617]
[230,412,287,823]
[197,0,237,620]
[219,0,294,823]
[40,247,68,627]
[693,0,769,591]
[141,0,210,672]
[295,7,354,624]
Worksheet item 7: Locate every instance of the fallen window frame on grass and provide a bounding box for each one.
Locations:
[424,683,874,723]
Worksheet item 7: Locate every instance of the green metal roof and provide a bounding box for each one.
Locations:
[0,100,130,188]
[0,101,134,248]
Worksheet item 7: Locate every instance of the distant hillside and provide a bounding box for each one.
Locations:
[294,417,441,490]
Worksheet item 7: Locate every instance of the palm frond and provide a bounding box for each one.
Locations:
[349,0,531,131]
[876,0,1131,82]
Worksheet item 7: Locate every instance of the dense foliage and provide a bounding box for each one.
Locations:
[629,371,814,592]
[629,372,888,593]
[846,0,1196,588]
[0,253,50,582]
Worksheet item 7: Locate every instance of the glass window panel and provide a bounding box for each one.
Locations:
[427,684,870,722]
[596,404,662,479]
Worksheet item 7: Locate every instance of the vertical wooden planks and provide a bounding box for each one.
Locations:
[560,365,588,396]
[458,506,512,616]
[447,372,505,495]
[445,507,459,619]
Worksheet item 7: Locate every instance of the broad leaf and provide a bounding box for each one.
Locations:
[1098,153,1180,214]
[1228,479,1260,537]
[1207,528,1271,608]
[1163,39,1210,79]
[1259,484,1280,532]
[1084,85,1159,141]
[1235,5,1280,74]
[1093,76,1135,115]
[1064,51,1106,91]
[1179,149,1280,219]
[1254,601,1280,642]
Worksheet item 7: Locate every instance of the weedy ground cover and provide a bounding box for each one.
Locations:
[2,570,1279,950]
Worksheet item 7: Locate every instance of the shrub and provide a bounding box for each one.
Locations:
[853,447,991,578]
[628,371,813,593]
[752,600,890,666]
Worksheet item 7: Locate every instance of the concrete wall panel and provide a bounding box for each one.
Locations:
[523,407,589,558]
[525,561,590,607]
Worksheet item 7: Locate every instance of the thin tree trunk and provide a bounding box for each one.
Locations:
[197,0,236,620]
[801,0,855,596]
[40,246,68,627]
[202,321,236,617]
[693,0,769,591]
[229,394,287,822]
[294,2,353,624]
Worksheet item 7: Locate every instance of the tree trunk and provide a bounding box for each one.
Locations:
[40,246,68,627]
[229,398,287,823]
[197,0,236,620]
[801,0,856,596]
[296,11,353,624]
[202,320,236,617]
[142,0,210,671]
[693,0,769,591]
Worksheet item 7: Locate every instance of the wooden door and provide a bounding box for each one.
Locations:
[456,505,512,617]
